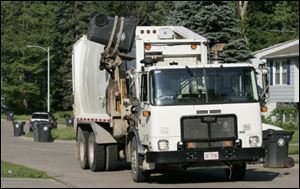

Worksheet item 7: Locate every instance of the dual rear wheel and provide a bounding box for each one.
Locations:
[77,128,118,172]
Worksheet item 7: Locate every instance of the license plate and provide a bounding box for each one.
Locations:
[204,151,219,160]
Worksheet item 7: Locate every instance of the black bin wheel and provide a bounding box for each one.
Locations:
[284,157,295,168]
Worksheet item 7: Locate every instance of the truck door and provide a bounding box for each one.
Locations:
[139,73,150,145]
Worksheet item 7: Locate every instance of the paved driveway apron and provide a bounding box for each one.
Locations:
[1,120,299,188]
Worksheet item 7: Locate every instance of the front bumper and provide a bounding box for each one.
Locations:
[145,147,265,164]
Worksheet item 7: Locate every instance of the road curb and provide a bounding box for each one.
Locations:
[20,136,75,144]
[1,177,69,188]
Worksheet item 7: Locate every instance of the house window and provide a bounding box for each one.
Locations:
[282,62,288,84]
[275,62,280,84]
[272,59,289,85]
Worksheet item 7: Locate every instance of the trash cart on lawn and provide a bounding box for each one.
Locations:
[65,117,74,127]
[263,129,295,168]
[32,121,54,142]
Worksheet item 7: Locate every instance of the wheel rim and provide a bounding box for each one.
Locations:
[79,141,84,162]
[131,148,137,175]
[88,137,94,165]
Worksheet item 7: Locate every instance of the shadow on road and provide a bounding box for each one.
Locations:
[146,168,280,184]
[245,168,281,181]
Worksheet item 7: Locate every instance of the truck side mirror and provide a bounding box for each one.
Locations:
[131,106,139,114]
[256,67,269,102]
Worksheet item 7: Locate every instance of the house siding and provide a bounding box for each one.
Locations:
[269,86,294,102]
[269,57,295,103]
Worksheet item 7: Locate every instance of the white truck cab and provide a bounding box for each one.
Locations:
[129,26,264,181]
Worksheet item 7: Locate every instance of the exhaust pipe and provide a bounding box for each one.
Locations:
[210,43,225,64]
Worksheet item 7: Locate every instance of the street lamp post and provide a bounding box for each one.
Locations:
[27,45,50,113]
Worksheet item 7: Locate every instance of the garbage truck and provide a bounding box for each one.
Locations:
[72,13,267,182]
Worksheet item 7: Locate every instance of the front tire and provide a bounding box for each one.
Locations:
[131,137,149,182]
[88,132,106,172]
[225,163,246,181]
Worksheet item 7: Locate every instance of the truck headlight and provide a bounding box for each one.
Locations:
[158,140,169,151]
[43,126,48,131]
[249,136,259,147]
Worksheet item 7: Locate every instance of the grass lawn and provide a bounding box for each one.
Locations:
[52,127,75,140]
[290,130,299,144]
[288,130,299,155]
[1,114,31,121]
[288,145,299,155]
[25,127,75,140]
[1,161,51,179]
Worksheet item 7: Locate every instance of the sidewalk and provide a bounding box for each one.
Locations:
[1,178,68,188]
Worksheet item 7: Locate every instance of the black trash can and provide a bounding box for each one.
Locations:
[12,121,25,136]
[32,121,53,142]
[7,111,14,121]
[65,117,74,127]
[263,129,295,168]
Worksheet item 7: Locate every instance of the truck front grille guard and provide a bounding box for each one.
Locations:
[181,115,238,148]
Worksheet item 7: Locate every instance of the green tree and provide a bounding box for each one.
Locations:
[97,1,173,25]
[51,1,98,111]
[245,1,299,51]
[167,1,252,63]
[1,1,56,113]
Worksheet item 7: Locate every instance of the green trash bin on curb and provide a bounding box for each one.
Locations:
[32,121,53,142]
[12,121,25,136]
[263,129,295,168]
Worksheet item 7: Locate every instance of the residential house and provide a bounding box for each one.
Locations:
[250,39,299,115]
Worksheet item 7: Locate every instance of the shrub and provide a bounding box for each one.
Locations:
[271,105,298,123]
[53,111,73,119]
[261,104,299,130]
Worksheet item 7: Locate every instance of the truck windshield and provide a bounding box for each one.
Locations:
[32,114,49,119]
[150,67,259,106]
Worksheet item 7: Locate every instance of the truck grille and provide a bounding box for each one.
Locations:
[181,115,237,148]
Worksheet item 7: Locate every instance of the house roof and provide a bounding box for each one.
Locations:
[261,43,299,59]
[253,39,299,55]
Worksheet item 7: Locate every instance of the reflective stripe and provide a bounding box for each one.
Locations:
[77,118,111,122]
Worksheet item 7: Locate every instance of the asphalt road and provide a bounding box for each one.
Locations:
[1,120,299,188]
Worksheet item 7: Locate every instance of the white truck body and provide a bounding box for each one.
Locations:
[72,36,111,125]
[72,25,265,182]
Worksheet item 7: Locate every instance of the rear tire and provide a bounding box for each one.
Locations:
[131,137,149,182]
[88,132,106,172]
[106,144,118,171]
[77,127,90,169]
[225,163,246,181]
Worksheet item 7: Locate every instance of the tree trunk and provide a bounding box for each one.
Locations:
[239,1,248,44]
